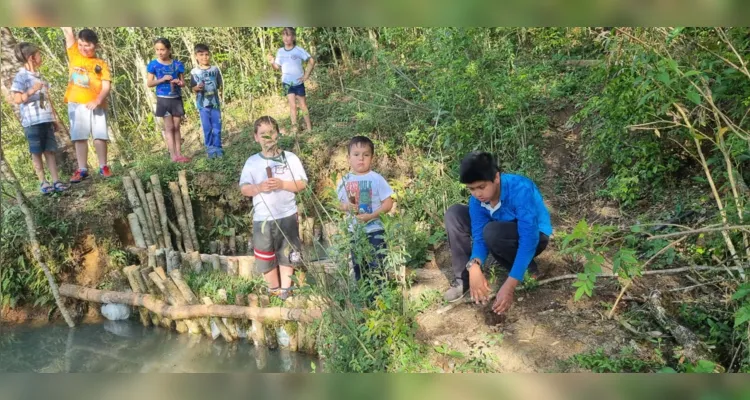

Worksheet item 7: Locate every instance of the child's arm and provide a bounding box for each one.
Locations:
[267,53,280,70]
[266,178,307,193]
[61,27,75,49]
[11,80,44,105]
[86,80,110,110]
[241,181,272,197]
[301,57,316,83]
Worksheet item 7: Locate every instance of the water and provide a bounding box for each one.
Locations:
[0,320,319,372]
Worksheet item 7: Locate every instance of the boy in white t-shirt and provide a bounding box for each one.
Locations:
[336,136,394,281]
[239,116,308,300]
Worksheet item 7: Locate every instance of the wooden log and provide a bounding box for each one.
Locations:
[130,170,158,247]
[123,266,150,327]
[134,207,155,246]
[59,284,323,322]
[190,251,202,273]
[228,229,236,255]
[127,213,147,248]
[202,297,234,342]
[178,170,200,251]
[218,239,225,256]
[138,266,162,326]
[648,290,714,363]
[150,175,172,250]
[165,249,177,273]
[146,192,165,248]
[122,176,141,209]
[209,241,218,254]
[149,271,189,333]
[147,246,157,268]
[239,256,255,278]
[168,220,185,253]
[169,181,194,252]
[287,297,300,352]
[247,294,266,347]
[236,235,246,255]
[260,295,278,349]
[217,288,239,340]
[296,296,308,353]
[155,249,167,270]
[228,259,239,276]
[161,272,202,335]
[210,254,221,271]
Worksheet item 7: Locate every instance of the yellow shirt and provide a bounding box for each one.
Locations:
[63,43,111,107]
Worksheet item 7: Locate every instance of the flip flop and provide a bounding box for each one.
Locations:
[40,181,54,195]
[53,181,69,193]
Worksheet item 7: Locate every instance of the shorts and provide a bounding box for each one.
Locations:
[252,214,301,274]
[155,96,185,117]
[282,82,306,97]
[68,103,108,141]
[24,122,58,154]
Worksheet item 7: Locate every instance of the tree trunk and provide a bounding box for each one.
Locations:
[0,147,74,327]
[169,181,194,252]
[150,175,172,250]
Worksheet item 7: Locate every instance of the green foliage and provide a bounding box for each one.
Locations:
[569,346,664,373]
[184,271,264,305]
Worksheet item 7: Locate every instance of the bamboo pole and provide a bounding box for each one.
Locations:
[134,207,155,246]
[150,175,172,250]
[149,271,189,333]
[248,294,265,346]
[228,228,236,255]
[146,191,165,248]
[169,181,194,252]
[228,259,239,276]
[161,272,202,335]
[210,254,221,271]
[209,241,218,254]
[217,289,239,340]
[127,213,147,248]
[237,235,246,255]
[130,170,158,246]
[168,220,185,253]
[202,297,234,341]
[239,256,255,278]
[123,266,151,327]
[260,295,278,349]
[169,269,212,336]
[178,170,200,251]
[155,249,167,270]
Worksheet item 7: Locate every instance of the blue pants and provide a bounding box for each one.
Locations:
[351,231,387,281]
[199,106,223,157]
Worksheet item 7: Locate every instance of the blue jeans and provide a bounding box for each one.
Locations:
[351,230,387,281]
[199,106,223,157]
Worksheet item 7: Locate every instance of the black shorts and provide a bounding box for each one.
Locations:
[252,214,302,273]
[155,97,185,117]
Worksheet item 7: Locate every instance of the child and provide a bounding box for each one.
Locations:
[239,116,308,300]
[267,27,316,133]
[336,136,394,281]
[443,152,552,315]
[147,38,189,163]
[61,27,113,181]
[10,42,69,194]
[189,43,223,158]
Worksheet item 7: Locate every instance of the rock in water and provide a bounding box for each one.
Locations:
[101,303,131,321]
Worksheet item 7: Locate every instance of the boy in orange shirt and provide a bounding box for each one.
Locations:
[61,27,113,181]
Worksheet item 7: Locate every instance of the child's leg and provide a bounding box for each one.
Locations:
[93,140,108,168]
[277,214,302,290]
[45,151,60,183]
[263,266,281,289]
[279,265,295,289]
[297,96,312,131]
[163,117,176,158]
[211,108,223,155]
[286,93,298,130]
[254,219,281,290]
[172,115,183,158]
[91,107,109,168]
[31,153,46,183]
[198,107,212,152]
[74,140,89,170]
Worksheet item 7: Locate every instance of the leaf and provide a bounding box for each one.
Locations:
[657,71,671,86]
[653,129,661,138]
[732,284,750,301]
[631,225,643,233]
[658,367,677,373]
[734,305,750,327]
[686,89,702,106]
[574,286,587,301]
[683,70,701,77]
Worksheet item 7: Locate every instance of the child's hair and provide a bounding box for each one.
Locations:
[14,42,39,64]
[253,116,279,134]
[348,136,375,155]
[78,29,99,45]
[459,151,501,184]
[194,43,210,53]
[154,37,172,52]
[282,27,297,46]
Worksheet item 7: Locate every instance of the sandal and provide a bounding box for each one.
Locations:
[53,181,69,193]
[40,181,54,195]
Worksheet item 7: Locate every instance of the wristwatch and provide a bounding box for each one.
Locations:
[465,258,481,271]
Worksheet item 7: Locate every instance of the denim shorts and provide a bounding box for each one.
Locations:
[24,122,58,154]
[282,82,306,97]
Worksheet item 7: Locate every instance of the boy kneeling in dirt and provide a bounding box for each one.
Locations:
[443,152,553,315]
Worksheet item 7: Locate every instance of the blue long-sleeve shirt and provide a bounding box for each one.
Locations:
[469,173,553,281]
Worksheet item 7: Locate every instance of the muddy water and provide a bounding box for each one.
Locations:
[0,320,319,372]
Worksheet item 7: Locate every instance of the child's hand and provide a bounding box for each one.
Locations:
[266,177,283,191]
[162,75,174,82]
[259,181,273,193]
[85,99,101,110]
[356,213,374,222]
[197,81,205,90]
[30,81,44,93]
[267,54,275,64]
[171,79,184,87]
